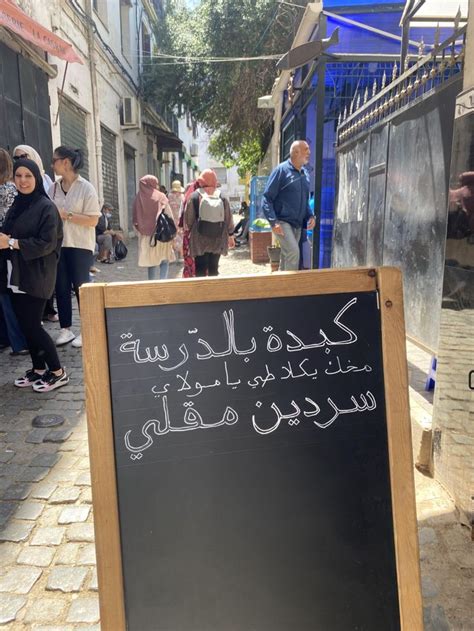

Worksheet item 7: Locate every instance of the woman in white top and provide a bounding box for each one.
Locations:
[13,145,54,195]
[49,146,100,348]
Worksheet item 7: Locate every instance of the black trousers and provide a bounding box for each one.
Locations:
[56,247,92,328]
[10,293,62,372]
[195,253,220,277]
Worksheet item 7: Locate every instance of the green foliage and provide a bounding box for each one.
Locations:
[209,131,264,178]
[143,0,305,172]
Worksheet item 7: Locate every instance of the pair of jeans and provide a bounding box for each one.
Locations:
[278,221,302,271]
[195,253,220,277]
[147,260,169,280]
[10,293,61,371]
[0,292,27,352]
[56,247,93,329]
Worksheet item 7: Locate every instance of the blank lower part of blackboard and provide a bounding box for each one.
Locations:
[106,292,400,631]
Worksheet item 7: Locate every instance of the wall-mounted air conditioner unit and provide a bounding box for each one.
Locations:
[190,143,198,157]
[121,97,139,127]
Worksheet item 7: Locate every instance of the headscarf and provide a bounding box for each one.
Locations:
[132,175,168,236]
[13,145,53,196]
[178,180,200,228]
[197,169,218,193]
[3,159,49,233]
[13,145,46,175]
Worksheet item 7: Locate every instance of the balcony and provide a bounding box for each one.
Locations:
[154,102,179,136]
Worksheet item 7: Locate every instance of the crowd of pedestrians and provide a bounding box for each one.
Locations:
[0,142,242,392]
[0,137,315,394]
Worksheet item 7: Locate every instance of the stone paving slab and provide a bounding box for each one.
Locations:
[0,240,472,629]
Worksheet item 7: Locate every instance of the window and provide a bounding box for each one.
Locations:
[93,0,108,26]
[120,0,132,61]
[142,22,151,67]
[213,167,227,185]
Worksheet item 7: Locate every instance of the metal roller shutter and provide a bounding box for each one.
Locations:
[101,125,119,225]
[59,98,89,179]
[0,42,53,171]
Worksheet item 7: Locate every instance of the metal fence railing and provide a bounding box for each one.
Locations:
[337,26,466,147]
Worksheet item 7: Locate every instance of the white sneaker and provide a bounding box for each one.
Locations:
[71,334,82,348]
[55,329,76,346]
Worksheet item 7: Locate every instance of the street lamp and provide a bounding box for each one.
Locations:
[275,27,339,71]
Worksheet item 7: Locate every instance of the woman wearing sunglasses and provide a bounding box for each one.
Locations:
[49,146,100,348]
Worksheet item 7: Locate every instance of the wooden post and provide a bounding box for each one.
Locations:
[377,267,423,631]
[81,283,126,631]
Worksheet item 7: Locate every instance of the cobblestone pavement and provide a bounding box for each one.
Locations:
[0,240,472,629]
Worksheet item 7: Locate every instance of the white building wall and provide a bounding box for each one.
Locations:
[177,115,200,187]
[17,0,168,231]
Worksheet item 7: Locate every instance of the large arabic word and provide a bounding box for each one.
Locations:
[252,390,377,435]
[118,298,360,367]
[124,396,238,460]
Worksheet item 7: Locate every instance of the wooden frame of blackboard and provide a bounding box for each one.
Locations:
[81,267,423,631]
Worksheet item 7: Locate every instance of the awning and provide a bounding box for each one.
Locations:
[0,0,83,64]
[154,127,182,152]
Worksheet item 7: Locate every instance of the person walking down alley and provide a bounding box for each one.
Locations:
[262,140,315,271]
[49,146,100,349]
[168,180,184,262]
[133,175,174,280]
[0,158,68,391]
[185,169,234,277]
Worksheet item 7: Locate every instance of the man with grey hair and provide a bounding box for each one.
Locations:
[262,140,315,270]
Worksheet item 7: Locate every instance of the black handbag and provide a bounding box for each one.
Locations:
[114,240,128,260]
[150,211,177,246]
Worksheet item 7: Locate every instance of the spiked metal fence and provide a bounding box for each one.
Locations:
[337,26,466,146]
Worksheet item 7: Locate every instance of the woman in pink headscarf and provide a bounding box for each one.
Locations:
[133,175,175,280]
[184,169,234,277]
[180,179,200,278]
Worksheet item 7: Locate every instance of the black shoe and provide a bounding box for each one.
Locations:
[32,369,69,392]
[0,344,9,351]
[14,369,45,388]
[10,349,29,357]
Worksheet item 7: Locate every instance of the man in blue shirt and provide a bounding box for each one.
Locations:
[262,140,315,270]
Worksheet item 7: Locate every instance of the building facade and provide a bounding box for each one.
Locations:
[0,0,183,231]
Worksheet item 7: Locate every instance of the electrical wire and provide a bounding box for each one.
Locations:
[131,53,282,63]
[68,0,140,93]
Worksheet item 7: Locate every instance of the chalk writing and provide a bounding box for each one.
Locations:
[110,294,381,462]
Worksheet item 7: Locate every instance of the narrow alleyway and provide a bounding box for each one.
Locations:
[0,240,472,629]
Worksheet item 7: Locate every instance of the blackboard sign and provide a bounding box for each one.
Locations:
[81,268,422,631]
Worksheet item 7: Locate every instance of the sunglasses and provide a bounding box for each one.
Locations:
[13,153,29,160]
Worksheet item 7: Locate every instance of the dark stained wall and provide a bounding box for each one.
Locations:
[334,79,462,349]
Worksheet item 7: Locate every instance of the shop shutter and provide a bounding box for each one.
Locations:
[0,43,22,152]
[101,125,119,225]
[59,98,89,179]
[0,41,52,167]
[19,56,53,174]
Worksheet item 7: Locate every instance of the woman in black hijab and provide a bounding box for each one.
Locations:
[0,159,68,391]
